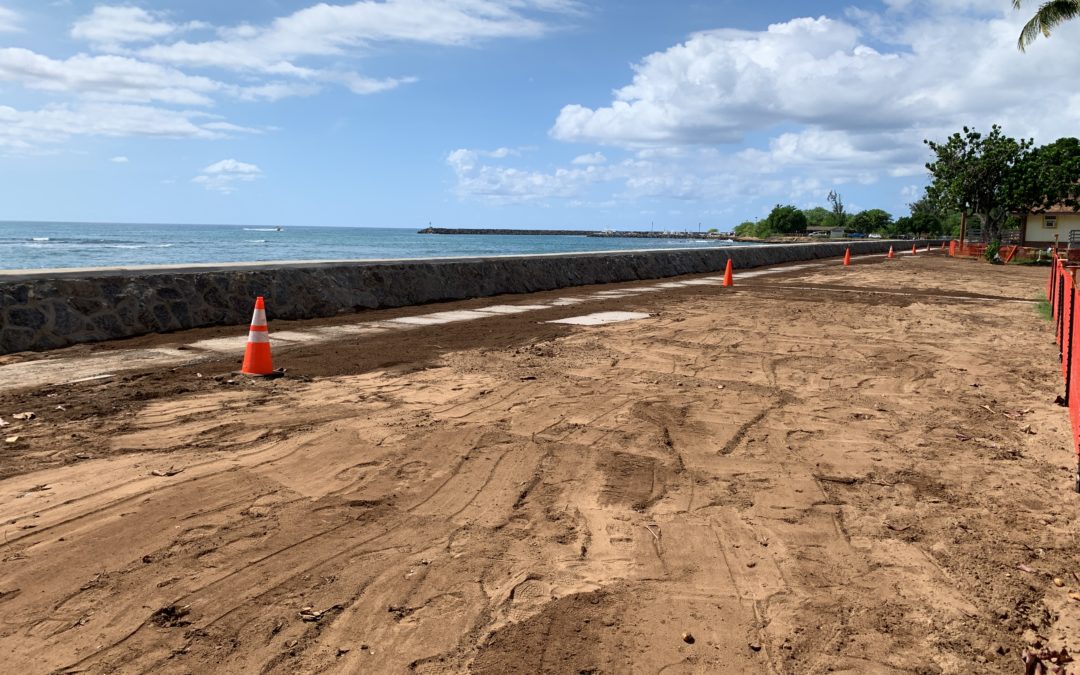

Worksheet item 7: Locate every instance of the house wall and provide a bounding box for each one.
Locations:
[1025,213,1080,244]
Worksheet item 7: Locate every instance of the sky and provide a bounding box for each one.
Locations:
[0,0,1077,230]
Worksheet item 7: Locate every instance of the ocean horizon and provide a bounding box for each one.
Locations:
[0,221,745,271]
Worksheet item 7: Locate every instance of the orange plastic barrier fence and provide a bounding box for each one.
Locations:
[953,243,1058,262]
[1046,253,1080,492]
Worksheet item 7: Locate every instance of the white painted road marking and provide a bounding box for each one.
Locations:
[547,311,651,326]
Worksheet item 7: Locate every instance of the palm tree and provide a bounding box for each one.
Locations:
[1014,0,1080,51]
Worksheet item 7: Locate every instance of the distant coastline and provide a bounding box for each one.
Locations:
[2,222,755,270]
[418,226,734,240]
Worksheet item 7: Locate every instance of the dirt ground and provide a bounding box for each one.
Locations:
[0,254,1078,674]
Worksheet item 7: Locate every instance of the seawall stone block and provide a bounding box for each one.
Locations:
[0,241,924,354]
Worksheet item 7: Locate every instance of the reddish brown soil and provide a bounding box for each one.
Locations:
[0,255,1077,674]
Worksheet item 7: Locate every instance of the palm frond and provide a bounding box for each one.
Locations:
[1017,0,1080,50]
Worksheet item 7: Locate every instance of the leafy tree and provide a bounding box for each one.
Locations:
[827,190,847,229]
[941,211,963,237]
[802,206,831,228]
[1004,136,1080,213]
[893,216,915,236]
[849,209,893,234]
[1014,0,1080,51]
[924,125,1034,242]
[905,196,947,236]
[733,220,758,237]
[764,204,808,234]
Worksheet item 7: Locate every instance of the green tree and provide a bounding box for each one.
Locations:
[1004,136,1080,213]
[906,196,946,236]
[733,220,758,237]
[802,206,831,228]
[893,216,915,236]
[941,211,963,237]
[1014,1,1080,51]
[924,125,1034,242]
[764,204,809,234]
[849,209,893,234]
[827,190,847,229]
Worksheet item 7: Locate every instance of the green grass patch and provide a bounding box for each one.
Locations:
[1037,298,1053,321]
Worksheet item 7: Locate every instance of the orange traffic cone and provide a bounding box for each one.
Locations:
[241,296,275,376]
[911,244,917,255]
[722,259,734,287]
[949,240,956,257]
[843,248,851,266]
[887,246,894,259]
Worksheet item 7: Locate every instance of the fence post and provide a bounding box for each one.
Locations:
[1050,251,1058,301]
[1065,268,1077,405]
[1073,269,1080,494]
[1058,267,1067,353]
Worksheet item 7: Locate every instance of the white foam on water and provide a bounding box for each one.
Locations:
[547,311,651,326]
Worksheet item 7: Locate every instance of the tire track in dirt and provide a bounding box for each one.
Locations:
[1,427,324,548]
[1,257,1073,674]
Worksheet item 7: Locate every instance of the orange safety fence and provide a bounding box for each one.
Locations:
[1046,253,1080,492]
[952,242,1063,262]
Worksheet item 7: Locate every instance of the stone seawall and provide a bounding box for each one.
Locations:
[0,241,924,355]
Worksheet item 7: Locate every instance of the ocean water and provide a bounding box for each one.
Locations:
[0,222,747,270]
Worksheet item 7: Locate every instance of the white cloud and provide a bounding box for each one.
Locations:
[447,147,608,202]
[0,103,249,153]
[0,6,21,33]
[71,6,207,49]
[0,1,578,151]
[0,48,227,106]
[439,5,1080,212]
[571,152,606,165]
[446,146,793,204]
[550,11,1080,153]
[203,159,261,174]
[135,0,580,72]
[193,158,263,194]
[110,155,128,163]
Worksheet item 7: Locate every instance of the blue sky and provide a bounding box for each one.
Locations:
[0,0,1077,229]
